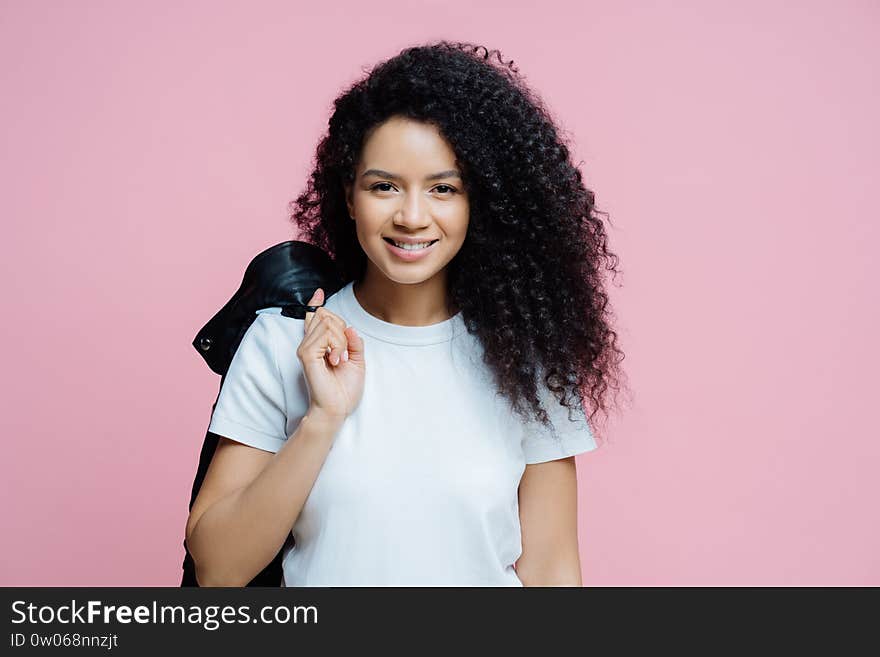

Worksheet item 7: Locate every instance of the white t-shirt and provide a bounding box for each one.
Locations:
[207,280,598,586]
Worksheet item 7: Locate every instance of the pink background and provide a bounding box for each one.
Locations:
[2,1,877,586]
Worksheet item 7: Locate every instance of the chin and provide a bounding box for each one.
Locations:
[376,257,445,284]
[382,268,440,286]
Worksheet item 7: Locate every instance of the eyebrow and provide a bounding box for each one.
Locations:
[361,168,462,182]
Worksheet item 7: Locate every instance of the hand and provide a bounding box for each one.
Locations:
[296,287,365,421]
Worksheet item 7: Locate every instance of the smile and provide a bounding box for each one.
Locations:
[382,237,439,261]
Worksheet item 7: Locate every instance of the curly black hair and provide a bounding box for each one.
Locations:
[288,40,627,442]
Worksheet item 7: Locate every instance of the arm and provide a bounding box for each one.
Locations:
[515,456,583,587]
[185,409,344,587]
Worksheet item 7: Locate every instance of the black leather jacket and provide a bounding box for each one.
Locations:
[181,241,344,587]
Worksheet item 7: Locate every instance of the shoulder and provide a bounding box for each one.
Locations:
[251,309,305,352]
[252,285,348,346]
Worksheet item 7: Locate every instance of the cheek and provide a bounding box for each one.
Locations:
[450,210,470,242]
[437,200,468,228]
[353,204,385,235]
[352,191,383,220]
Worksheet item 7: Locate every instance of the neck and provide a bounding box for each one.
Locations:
[353,266,457,326]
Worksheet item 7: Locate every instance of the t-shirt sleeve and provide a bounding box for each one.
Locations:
[521,383,599,465]
[207,313,289,453]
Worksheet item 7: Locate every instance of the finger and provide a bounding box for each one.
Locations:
[301,315,348,366]
[343,326,364,363]
[314,307,347,333]
[303,287,324,332]
[323,320,349,366]
[311,307,350,363]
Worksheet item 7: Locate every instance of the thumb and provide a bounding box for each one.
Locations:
[304,288,324,329]
[343,326,364,362]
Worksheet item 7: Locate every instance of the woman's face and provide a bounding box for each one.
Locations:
[344,116,469,287]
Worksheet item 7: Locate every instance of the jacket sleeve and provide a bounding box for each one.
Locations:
[207,313,289,453]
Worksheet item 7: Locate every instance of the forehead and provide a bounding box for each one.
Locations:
[360,117,457,168]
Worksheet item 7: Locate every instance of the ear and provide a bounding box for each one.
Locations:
[343,182,355,219]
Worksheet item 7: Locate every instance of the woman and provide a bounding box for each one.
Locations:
[185,41,625,587]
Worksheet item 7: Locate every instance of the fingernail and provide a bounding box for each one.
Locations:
[331,354,339,365]
[342,349,349,362]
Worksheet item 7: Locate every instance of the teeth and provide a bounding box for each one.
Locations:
[393,240,434,250]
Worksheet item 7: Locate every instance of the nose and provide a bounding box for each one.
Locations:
[393,192,430,231]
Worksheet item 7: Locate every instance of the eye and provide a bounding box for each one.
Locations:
[433,184,457,195]
[370,182,396,192]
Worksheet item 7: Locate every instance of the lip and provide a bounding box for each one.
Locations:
[384,235,440,244]
[383,237,439,262]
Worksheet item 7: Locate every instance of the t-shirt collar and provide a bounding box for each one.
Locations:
[336,281,465,346]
